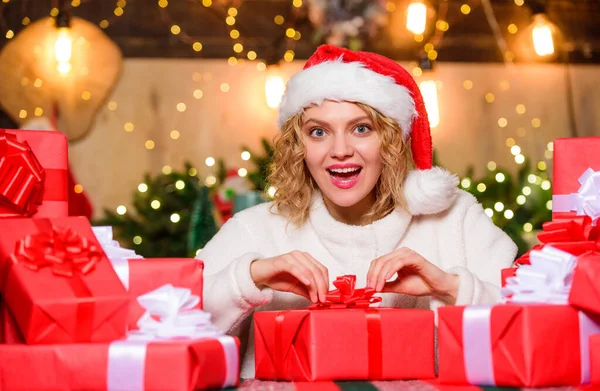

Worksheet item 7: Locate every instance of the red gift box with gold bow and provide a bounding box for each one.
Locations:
[254,275,435,381]
[0,217,129,344]
[0,129,68,218]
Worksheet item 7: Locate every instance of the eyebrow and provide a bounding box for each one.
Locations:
[304,116,371,128]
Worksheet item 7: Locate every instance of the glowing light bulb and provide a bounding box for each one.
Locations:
[55,27,73,75]
[265,75,285,109]
[406,1,427,35]
[541,180,551,190]
[532,14,555,56]
[205,176,217,187]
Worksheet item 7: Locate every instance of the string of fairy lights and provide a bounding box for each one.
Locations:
[0,0,561,231]
[101,0,301,218]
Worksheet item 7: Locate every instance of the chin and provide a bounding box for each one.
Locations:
[321,187,371,208]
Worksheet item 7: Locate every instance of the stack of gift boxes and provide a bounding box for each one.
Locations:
[431,139,600,387]
[0,129,239,390]
[6,126,600,389]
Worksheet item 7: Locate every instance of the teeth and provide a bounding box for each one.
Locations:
[329,167,360,174]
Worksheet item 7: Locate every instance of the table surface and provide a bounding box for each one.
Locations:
[229,379,598,391]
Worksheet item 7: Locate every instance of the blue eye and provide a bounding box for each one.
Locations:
[310,128,326,138]
[353,124,372,135]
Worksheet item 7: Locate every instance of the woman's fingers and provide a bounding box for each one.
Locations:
[289,253,320,303]
[300,252,330,302]
[367,248,412,290]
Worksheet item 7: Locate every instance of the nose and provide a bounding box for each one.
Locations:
[329,133,354,160]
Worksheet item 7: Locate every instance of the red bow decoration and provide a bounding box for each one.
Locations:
[10,226,102,277]
[309,275,382,309]
[0,130,46,217]
[516,217,600,265]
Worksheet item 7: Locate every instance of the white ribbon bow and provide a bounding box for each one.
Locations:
[107,284,238,391]
[554,168,600,225]
[92,226,143,259]
[502,245,577,304]
[127,284,223,341]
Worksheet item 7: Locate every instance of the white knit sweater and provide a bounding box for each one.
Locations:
[198,190,517,379]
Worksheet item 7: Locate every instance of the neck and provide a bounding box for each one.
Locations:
[322,191,376,226]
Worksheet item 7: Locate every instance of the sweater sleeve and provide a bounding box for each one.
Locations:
[445,202,518,306]
[196,216,273,334]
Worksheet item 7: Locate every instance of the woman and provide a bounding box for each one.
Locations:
[198,45,517,378]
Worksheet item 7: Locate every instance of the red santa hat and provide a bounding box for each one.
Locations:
[277,44,458,215]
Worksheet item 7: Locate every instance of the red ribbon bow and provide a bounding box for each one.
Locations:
[516,217,600,265]
[10,226,102,277]
[309,275,382,309]
[0,130,46,217]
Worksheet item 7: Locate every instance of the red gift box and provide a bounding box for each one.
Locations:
[0,129,68,218]
[92,227,204,329]
[438,304,600,387]
[0,217,129,344]
[123,258,204,330]
[254,307,435,381]
[570,251,600,315]
[552,137,600,224]
[0,337,240,390]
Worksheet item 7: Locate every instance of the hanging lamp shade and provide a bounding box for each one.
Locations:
[0,16,122,142]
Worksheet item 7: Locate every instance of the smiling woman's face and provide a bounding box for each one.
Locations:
[301,100,383,209]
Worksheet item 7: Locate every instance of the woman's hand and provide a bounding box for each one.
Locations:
[366,247,459,304]
[250,251,330,303]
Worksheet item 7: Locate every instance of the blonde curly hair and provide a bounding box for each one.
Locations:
[268,102,414,226]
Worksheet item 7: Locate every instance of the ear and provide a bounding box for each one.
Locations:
[403,167,459,215]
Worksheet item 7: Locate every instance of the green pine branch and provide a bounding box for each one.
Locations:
[242,137,275,192]
[458,158,552,256]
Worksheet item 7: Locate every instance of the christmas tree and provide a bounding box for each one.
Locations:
[95,162,218,257]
